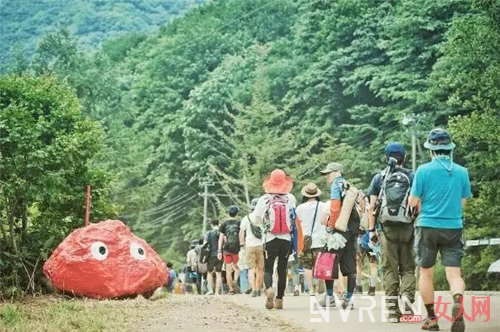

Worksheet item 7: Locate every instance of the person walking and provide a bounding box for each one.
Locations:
[253,169,298,310]
[204,220,223,295]
[319,162,358,310]
[296,182,327,297]
[408,128,471,332]
[217,205,242,295]
[367,142,416,323]
[239,198,265,297]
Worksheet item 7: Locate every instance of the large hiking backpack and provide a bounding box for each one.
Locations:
[334,181,363,235]
[224,222,240,252]
[379,169,412,224]
[264,195,294,235]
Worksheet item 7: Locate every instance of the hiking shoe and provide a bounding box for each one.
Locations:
[245,288,252,295]
[387,313,400,323]
[265,289,275,310]
[275,298,283,309]
[341,297,354,310]
[257,290,262,297]
[354,285,363,294]
[319,295,336,308]
[451,302,465,332]
[368,286,376,296]
[233,282,240,294]
[421,317,439,331]
[293,290,300,296]
[251,290,258,297]
[229,290,235,295]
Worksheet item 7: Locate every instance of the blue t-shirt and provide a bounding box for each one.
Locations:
[330,176,345,200]
[168,270,177,288]
[410,157,471,229]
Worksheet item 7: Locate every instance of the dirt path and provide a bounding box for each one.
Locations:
[133,294,309,332]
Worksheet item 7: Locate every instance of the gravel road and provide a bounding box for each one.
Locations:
[130,294,309,332]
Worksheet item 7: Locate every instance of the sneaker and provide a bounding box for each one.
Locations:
[293,290,300,296]
[257,289,262,297]
[233,282,240,294]
[265,289,275,310]
[451,302,465,332]
[421,317,439,331]
[387,313,400,323]
[319,295,336,308]
[245,288,253,295]
[275,298,283,309]
[229,290,235,295]
[354,285,363,294]
[251,290,258,297]
[341,296,354,310]
[368,286,376,296]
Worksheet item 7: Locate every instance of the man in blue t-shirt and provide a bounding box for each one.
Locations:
[409,128,471,332]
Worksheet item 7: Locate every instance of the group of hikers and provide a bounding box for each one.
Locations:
[172,128,471,332]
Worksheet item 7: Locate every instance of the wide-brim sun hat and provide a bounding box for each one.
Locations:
[301,182,322,198]
[423,128,456,151]
[263,169,293,194]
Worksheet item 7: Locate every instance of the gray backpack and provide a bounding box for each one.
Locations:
[379,169,412,224]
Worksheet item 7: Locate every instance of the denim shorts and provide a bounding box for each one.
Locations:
[414,226,464,268]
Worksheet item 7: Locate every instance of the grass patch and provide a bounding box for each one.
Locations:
[0,294,157,331]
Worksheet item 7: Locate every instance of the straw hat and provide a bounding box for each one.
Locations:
[301,182,322,198]
[262,169,293,194]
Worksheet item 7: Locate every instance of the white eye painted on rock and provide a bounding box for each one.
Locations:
[90,241,108,261]
[130,242,146,260]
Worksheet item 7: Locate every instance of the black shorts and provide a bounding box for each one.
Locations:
[414,227,464,268]
[207,256,223,272]
[329,231,356,277]
[358,247,377,264]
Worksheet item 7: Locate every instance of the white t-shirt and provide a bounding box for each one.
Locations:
[296,200,327,249]
[321,200,331,220]
[253,193,297,243]
[240,212,264,248]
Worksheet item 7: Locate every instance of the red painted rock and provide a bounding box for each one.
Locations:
[43,220,167,299]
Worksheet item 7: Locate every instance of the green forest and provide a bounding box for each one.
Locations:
[0,0,208,71]
[1,0,499,297]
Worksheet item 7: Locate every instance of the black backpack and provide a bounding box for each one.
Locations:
[198,243,211,264]
[224,222,240,252]
[379,168,412,224]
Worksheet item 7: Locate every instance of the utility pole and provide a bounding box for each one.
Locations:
[402,114,417,172]
[243,174,250,207]
[199,178,214,234]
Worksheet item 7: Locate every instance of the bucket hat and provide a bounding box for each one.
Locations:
[262,169,293,194]
[301,182,322,198]
[423,128,456,151]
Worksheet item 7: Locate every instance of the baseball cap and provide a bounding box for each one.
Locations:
[385,142,405,155]
[228,205,240,216]
[319,162,343,175]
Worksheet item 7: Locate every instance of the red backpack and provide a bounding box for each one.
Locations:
[265,195,293,235]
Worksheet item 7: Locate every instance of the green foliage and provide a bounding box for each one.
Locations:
[0,75,120,296]
[0,0,209,72]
